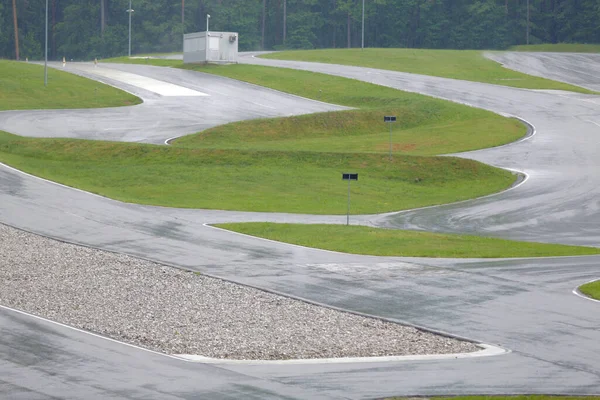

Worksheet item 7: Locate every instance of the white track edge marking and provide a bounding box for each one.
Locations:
[175,343,508,365]
[572,278,600,303]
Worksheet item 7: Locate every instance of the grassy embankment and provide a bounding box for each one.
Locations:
[260,48,594,93]
[0,59,522,214]
[579,280,600,300]
[215,223,600,258]
[4,58,597,257]
[510,43,600,53]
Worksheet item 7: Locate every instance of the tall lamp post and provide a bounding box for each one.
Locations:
[526,0,530,45]
[44,0,48,86]
[206,13,210,33]
[361,0,365,50]
[126,0,134,56]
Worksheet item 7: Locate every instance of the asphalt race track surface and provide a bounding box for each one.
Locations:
[1,54,600,399]
[0,62,348,144]
[486,51,600,92]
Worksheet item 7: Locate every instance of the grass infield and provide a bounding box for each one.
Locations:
[214,223,600,258]
[579,280,600,300]
[0,132,515,213]
[4,56,598,255]
[0,60,140,109]
[172,64,526,156]
[0,59,524,214]
[105,58,526,156]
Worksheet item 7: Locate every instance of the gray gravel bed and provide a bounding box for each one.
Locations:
[0,223,479,359]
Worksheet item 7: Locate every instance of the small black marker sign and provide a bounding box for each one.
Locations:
[384,116,397,122]
[342,173,358,181]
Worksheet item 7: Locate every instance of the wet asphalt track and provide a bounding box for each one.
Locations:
[1,53,600,399]
[0,62,348,144]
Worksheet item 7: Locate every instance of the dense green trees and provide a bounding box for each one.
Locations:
[2,0,599,60]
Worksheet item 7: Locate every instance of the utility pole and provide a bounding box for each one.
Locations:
[261,0,266,50]
[127,0,134,57]
[526,0,530,45]
[101,0,106,36]
[45,0,48,86]
[283,0,287,45]
[12,0,19,60]
[361,0,365,50]
[347,11,351,48]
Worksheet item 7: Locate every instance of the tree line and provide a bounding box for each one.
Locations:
[2,0,599,61]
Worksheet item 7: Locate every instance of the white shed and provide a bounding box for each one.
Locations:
[183,31,238,64]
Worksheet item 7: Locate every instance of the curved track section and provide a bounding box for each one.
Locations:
[0,62,348,144]
[238,53,600,246]
[486,51,600,92]
[1,54,600,398]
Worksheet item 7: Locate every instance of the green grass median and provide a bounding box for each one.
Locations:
[0,132,515,213]
[214,223,600,258]
[0,60,140,109]
[579,280,600,300]
[260,48,594,93]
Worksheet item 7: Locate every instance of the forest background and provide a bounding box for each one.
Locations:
[2,0,599,61]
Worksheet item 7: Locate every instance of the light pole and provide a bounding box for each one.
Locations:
[206,13,210,33]
[126,0,134,57]
[526,0,530,45]
[44,0,48,86]
[361,0,365,50]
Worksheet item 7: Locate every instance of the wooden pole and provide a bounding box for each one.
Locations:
[12,0,20,60]
[283,0,287,44]
[101,0,106,36]
[261,0,266,50]
[526,0,530,45]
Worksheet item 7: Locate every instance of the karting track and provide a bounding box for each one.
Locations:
[0,62,348,144]
[1,53,600,399]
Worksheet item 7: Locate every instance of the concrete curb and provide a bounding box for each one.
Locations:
[174,343,508,365]
[572,279,600,303]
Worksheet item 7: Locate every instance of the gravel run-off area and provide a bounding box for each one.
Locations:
[0,223,479,360]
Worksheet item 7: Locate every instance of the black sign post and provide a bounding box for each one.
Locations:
[342,173,358,225]
[384,116,397,160]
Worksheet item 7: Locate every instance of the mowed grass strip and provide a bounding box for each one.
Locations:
[261,48,594,93]
[510,43,600,53]
[579,280,600,300]
[215,223,600,258]
[0,60,140,110]
[0,131,515,214]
